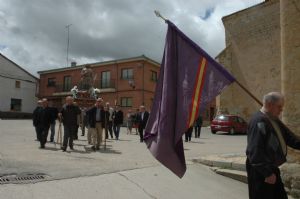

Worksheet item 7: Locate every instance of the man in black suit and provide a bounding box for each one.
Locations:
[86,98,109,150]
[36,98,54,149]
[112,105,123,140]
[59,96,81,152]
[48,102,58,142]
[137,105,149,142]
[32,100,42,141]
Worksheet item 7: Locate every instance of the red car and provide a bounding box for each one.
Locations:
[210,115,247,135]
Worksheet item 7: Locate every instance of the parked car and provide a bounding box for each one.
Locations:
[210,114,247,135]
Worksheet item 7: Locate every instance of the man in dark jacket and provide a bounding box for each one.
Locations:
[112,105,123,140]
[194,116,203,138]
[246,92,300,199]
[32,100,42,141]
[137,105,149,142]
[48,102,58,142]
[36,98,53,148]
[86,98,109,150]
[59,96,81,152]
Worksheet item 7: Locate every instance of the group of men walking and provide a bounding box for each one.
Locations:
[185,116,203,142]
[33,96,150,151]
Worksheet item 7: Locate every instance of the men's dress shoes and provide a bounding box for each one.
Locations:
[70,146,74,150]
[61,147,66,152]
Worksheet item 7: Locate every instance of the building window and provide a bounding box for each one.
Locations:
[63,76,72,92]
[151,71,158,82]
[121,97,132,107]
[10,98,22,111]
[121,68,133,80]
[15,81,21,88]
[47,78,56,87]
[101,71,111,88]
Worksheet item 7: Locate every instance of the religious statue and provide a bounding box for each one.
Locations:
[71,86,79,99]
[80,65,94,90]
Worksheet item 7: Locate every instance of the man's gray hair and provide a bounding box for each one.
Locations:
[263,92,284,105]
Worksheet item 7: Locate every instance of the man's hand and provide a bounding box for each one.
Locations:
[265,173,276,184]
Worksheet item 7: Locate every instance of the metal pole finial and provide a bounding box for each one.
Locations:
[154,10,167,22]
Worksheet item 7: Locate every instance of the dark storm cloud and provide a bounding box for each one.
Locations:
[0,0,263,75]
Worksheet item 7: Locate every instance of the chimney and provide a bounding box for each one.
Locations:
[71,61,77,67]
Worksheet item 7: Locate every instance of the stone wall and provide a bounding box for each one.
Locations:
[217,0,280,121]
[280,0,300,197]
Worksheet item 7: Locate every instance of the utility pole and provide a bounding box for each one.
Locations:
[65,24,72,67]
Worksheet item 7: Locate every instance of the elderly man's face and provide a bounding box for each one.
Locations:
[42,100,48,108]
[267,99,284,118]
[96,99,103,107]
[66,97,73,105]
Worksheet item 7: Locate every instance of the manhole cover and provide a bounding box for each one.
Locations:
[0,174,49,184]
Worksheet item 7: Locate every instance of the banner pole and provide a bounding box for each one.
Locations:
[235,80,262,106]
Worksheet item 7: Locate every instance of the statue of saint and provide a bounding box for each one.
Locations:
[80,65,94,90]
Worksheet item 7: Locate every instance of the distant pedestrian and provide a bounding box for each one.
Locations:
[48,102,58,142]
[194,116,203,138]
[59,96,81,152]
[86,98,109,150]
[32,100,42,141]
[112,105,123,140]
[73,102,80,140]
[37,98,53,148]
[185,126,193,142]
[137,106,149,142]
[80,107,88,136]
[86,108,92,144]
[105,102,114,139]
[133,108,139,135]
[126,109,134,134]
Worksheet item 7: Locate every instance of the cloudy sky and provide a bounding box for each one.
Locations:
[0,0,263,76]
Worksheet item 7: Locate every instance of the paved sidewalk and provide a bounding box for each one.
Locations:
[0,164,248,199]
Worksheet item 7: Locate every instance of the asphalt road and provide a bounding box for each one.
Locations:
[0,119,248,199]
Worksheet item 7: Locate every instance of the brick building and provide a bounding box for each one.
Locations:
[38,55,160,113]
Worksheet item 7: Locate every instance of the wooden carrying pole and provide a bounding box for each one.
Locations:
[154,10,263,107]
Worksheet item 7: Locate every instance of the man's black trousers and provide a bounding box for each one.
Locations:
[246,158,288,199]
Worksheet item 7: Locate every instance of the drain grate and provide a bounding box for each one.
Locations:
[0,174,49,184]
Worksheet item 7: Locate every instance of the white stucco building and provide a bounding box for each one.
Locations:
[0,53,38,117]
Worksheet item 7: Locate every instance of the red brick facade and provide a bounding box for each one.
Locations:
[38,56,159,113]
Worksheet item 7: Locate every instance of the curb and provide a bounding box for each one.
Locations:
[192,156,247,184]
[192,157,246,171]
[214,168,247,184]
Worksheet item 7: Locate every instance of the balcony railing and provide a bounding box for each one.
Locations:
[54,84,72,93]
[53,79,116,93]
[99,79,116,89]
